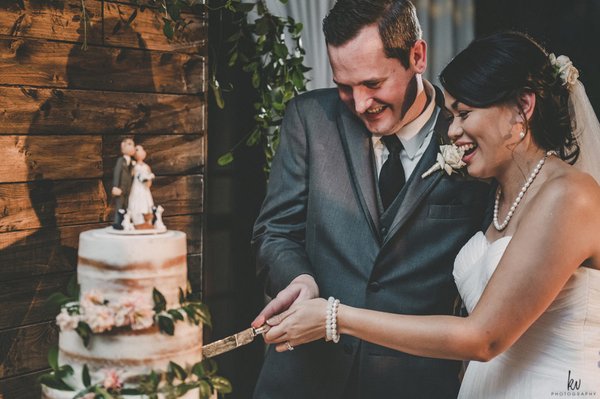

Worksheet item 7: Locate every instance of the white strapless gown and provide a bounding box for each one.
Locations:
[454,232,600,398]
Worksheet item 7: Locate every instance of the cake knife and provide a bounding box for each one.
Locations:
[202,325,270,359]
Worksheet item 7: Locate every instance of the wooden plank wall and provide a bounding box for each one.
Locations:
[0,1,207,397]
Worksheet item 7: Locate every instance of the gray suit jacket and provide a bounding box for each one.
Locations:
[252,88,489,399]
[112,156,133,211]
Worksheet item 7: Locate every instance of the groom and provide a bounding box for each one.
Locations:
[251,0,489,397]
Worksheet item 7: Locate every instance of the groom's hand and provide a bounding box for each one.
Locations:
[251,274,318,329]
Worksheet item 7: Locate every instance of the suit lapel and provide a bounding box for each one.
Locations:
[336,103,381,240]
[382,108,447,246]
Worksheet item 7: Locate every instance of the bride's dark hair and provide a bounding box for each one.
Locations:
[439,31,579,164]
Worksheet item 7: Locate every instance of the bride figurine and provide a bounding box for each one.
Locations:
[127,145,156,229]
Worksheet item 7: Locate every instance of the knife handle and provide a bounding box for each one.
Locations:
[253,324,270,336]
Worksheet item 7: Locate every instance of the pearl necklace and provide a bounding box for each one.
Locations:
[493,151,555,231]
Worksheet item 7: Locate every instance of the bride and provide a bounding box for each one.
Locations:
[260,32,600,397]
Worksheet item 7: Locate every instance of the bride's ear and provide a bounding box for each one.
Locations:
[515,91,536,122]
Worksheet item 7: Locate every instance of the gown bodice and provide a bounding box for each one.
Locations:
[453,231,600,398]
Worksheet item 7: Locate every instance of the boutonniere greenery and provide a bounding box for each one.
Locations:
[422,145,466,178]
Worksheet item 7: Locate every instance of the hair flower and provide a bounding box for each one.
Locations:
[549,53,579,88]
[422,145,466,178]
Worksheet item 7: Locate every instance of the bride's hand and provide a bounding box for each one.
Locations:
[263,298,328,352]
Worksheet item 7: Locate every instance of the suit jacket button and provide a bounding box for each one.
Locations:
[343,344,353,354]
[380,226,387,235]
[368,281,381,292]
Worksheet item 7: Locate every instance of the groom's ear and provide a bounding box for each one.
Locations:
[515,91,536,122]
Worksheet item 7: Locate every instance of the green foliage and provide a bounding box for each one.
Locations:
[75,321,93,347]
[37,347,74,391]
[214,0,311,172]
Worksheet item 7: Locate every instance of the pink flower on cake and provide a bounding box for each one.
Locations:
[55,308,80,331]
[102,369,123,391]
[112,293,155,329]
[86,305,115,333]
[131,305,155,330]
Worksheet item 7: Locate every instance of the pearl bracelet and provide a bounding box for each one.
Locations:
[325,296,340,343]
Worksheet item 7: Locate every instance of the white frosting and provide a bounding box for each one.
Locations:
[77,228,188,307]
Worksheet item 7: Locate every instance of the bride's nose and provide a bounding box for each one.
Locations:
[448,121,464,141]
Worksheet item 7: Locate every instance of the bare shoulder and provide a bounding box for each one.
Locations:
[536,164,600,219]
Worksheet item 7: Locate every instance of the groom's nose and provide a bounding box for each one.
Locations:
[353,88,374,114]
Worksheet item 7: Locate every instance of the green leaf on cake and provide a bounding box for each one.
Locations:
[168,361,188,381]
[158,315,175,335]
[82,364,91,388]
[198,380,212,398]
[46,292,73,312]
[191,361,205,378]
[168,309,185,321]
[48,346,60,370]
[178,287,186,305]
[211,376,233,394]
[76,321,93,347]
[153,288,167,312]
[38,373,74,391]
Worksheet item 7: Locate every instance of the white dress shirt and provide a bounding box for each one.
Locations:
[372,80,439,180]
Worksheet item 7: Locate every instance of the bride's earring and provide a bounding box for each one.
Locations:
[519,131,526,140]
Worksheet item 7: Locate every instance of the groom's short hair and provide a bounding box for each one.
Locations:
[322,0,422,69]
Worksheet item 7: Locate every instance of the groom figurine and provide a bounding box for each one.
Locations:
[251,0,490,398]
[111,138,135,229]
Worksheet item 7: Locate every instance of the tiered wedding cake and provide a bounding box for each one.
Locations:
[40,228,227,399]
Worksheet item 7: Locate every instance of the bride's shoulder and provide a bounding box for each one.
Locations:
[539,164,600,215]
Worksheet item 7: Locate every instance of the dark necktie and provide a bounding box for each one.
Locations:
[379,135,405,210]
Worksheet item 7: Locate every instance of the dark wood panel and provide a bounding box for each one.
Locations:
[0,179,109,233]
[0,223,81,282]
[0,272,72,331]
[0,369,44,399]
[0,0,102,44]
[0,86,205,135]
[188,253,202,298]
[0,174,202,233]
[0,135,102,183]
[103,134,204,177]
[103,1,206,55]
[0,37,205,94]
[0,321,57,380]
[152,174,204,216]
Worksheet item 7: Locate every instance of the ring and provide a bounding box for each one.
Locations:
[286,341,294,351]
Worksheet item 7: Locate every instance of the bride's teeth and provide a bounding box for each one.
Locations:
[457,143,477,153]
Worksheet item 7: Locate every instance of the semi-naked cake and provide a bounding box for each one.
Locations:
[41,228,224,399]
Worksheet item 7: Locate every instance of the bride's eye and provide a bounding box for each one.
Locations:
[458,111,470,120]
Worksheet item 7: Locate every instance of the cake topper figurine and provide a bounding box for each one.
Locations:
[111,138,135,229]
[127,145,156,229]
[111,140,166,232]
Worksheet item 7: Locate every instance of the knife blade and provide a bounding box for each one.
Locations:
[202,325,270,359]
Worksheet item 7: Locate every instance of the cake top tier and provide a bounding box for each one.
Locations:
[78,227,186,268]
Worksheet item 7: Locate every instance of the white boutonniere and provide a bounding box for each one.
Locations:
[421,145,466,178]
[549,53,579,88]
